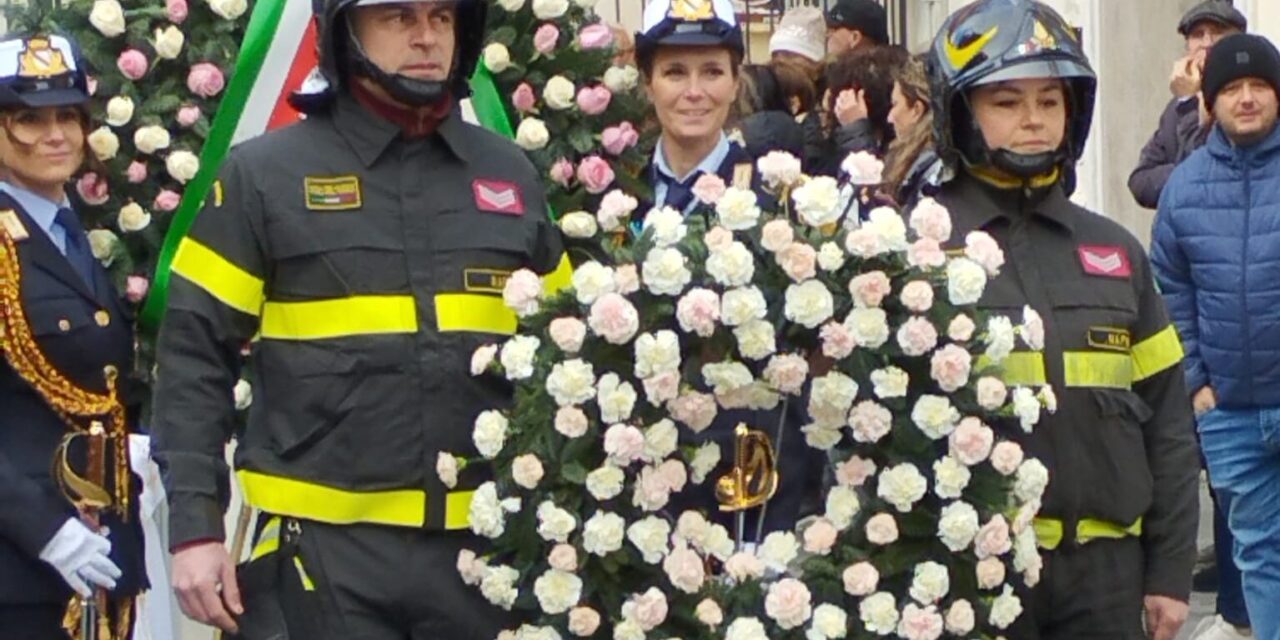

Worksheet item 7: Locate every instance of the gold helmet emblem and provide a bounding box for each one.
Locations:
[1031,21,1057,49]
[18,38,69,79]
[669,0,715,22]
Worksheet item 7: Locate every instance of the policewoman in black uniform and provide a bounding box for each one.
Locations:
[0,33,145,639]
[151,0,569,638]
[927,1,1199,638]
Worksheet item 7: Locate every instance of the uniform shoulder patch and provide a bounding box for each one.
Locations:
[0,209,28,241]
[732,163,753,190]
[1077,245,1131,278]
[473,179,525,216]
[304,175,363,211]
[1088,326,1132,352]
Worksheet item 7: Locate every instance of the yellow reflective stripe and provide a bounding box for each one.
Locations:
[1063,351,1133,389]
[542,254,573,298]
[1131,325,1184,382]
[171,238,265,316]
[435,293,517,335]
[1034,517,1143,550]
[445,490,475,531]
[976,352,1047,386]
[293,557,316,591]
[237,470,426,527]
[248,517,282,561]
[260,296,418,340]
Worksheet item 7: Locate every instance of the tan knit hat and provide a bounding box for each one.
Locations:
[769,7,827,63]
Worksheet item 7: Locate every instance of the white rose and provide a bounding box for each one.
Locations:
[483,43,512,73]
[497,0,524,8]
[803,423,843,450]
[603,65,639,93]
[877,463,928,513]
[536,501,577,543]
[532,0,569,18]
[824,485,861,530]
[689,443,721,484]
[87,229,120,265]
[597,374,637,424]
[989,586,1024,630]
[232,379,252,410]
[859,592,899,635]
[701,361,753,396]
[642,206,687,247]
[479,564,519,609]
[945,600,976,635]
[543,75,576,110]
[706,241,755,287]
[720,286,767,327]
[166,150,200,184]
[932,456,972,499]
[87,127,120,161]
[714,187,762,230]
[976,376,1009,410]
[436,452,459,488]
[473,410,508,458]
[696,599,724,629]
[847,308,890,348]
[702,524,735,560]
[1020,305,1046,351]
[471,344,497,376]
[133,125,172,155]
[533,569,582,615]
[642,247,691,296]
[515,118,550,150]
[500,335,540,380]
[512,453,545,489]
[946,257,988,306]
[725,551,766,581]
[792,176,841,227]
[910,561,950,605]
[586,465,625,501]
[153,25,185,60]
[865,207,908,251]
[734,319,776,361]
[469,482,519,539]
[818,242,846,272]
[808,371,859,427]
[870,367,909,399]
[764,578,813,630]
[116,203,152,233]
[89,0,126,37]
[937,501,980,552]
[1039,385,1058,414]
[785,280,835,329]
[757,531,798,572]
[582,511,626,556]
[1014,458,1050,502]
[570,261,615,305]
[1012,386,1042,432]
[613,621,644,640]
[209,0,248,20]
[627,516,671,564]
[546,359,596,407]
[725,617,769,640]
[1013,530,1044,586]
[911,395,960,441]
[559,211,598,238]
[634,330,681,378]
[643,419,679,461]
[756,151,803,190]
[810,603,848,639]
[985,316,1016,363]
[105,96,134,127]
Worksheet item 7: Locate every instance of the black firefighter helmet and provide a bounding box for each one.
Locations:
[925,0,1096,184]
[295,0,487,111]
[635,0,746,73]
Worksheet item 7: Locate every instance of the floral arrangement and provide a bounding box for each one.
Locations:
[478,0,652,217]
[454,151,1057,640]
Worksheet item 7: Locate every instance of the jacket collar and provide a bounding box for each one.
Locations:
[1206,119,1280,163]
[945,171,1076,238]
[331,92,473,168]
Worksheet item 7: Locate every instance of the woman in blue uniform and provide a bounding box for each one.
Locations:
[0,33,144,639]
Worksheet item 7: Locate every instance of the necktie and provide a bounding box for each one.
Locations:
[660,170,703,213]
[55,207,98,295]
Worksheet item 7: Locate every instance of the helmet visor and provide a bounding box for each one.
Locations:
[972,58,1093,87]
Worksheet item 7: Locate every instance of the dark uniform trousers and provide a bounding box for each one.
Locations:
[152,94,569,640]
[0,193,146,639]
[937,174,1200,639]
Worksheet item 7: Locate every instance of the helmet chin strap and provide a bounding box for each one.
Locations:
[345,16,453,107]
[989,148,1062,180]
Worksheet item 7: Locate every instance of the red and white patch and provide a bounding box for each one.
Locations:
[472,179,525,216]
[1078,245,1131,278]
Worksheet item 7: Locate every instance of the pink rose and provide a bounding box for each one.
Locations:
[803,518,838,555]
[929,344,972,392]
[548,544,578,572]
[117,49,149,80]
[724,552,765,581]
[555,406,589,438]
[187,63,226,98]
[126,161,148,184]
[575,86,612,115]
[760,219,795,253]
[976,557,1006,589]
[945,600,976,635]
[897,317,939,357]
[623,588,668,631]
[842,562,879,596]
[549,317,587,353]
[642,372,680,406]
[166,0,189,22]
[849,271,892,308]
[765,578,813,630]
[908,238,947,269]
[696,599,724,628]
[125,276,150,303]
[76,172,110,206]
[549,158,575,187]
[909,197,953,243]
[763,353,808,395]
[176,104,202,128]
[502,268,542,316]
[568,607,601,637]
[835,455,878,488]
[603,423,645,465]
[657,459,687,493]
[948,314,976,342]
[576,156,615,194]
[977,376,1009,410]
[512,82,537,113]
[975,515,1013,559]
[849,400,893,443]
[153,189,182,212]
[534,23,560,54]
[692,173,727,205]
[614,264,640,294]
[776,243,817,282]
[990,441,1024,476]
[965,231,1005,275]
[588,293,639,345]
[662,542,705,593]
[457,549,486,586]
[897,604,945,640]
[676,288,720,337]
[703,226,733,252]
[949,418,994,466]
[900,280,934,313]
[578,24,614,49]
[601,121,639,155]
[841,150,884,185]
[865,513,899,545]
[820,321,856,360]
[597,190,638,230]
[668,391,717,433]
[511,453,544,489]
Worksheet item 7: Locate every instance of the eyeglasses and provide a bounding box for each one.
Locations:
[1,108,87,146]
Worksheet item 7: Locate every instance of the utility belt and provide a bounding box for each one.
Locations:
[1034,516,1143,551]
[236,469,475,531]
[227,516,328,640]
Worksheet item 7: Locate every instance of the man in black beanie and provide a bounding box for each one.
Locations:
[1152,31,1280,640]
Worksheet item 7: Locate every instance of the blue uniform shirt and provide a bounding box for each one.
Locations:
[652,132,732,216]
[0,182,72,255]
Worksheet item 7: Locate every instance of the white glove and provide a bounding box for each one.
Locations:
[38,518,122,597]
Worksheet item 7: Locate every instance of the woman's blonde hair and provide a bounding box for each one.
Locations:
[882,55,934,200]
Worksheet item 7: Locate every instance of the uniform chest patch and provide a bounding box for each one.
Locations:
[732,163,754,190]
[1088,326,1131,352]
[465,268,513,294]
[1078,245,1131,278]
[473,179,525,215]
[304,176,362,211]
[0,209,29,241]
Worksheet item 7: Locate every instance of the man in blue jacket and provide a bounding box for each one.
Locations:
[1152,33,1280,640]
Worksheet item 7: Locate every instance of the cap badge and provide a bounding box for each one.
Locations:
[18,38,69,79]
[670,0,714,22]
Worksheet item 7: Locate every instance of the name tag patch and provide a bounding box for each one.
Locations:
[0,209,29,241]
[1088,326,1131,352]
[1078,245,1131,278]
[305,176,363,211]
[473,180,525,215]
[464,268,513,294]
